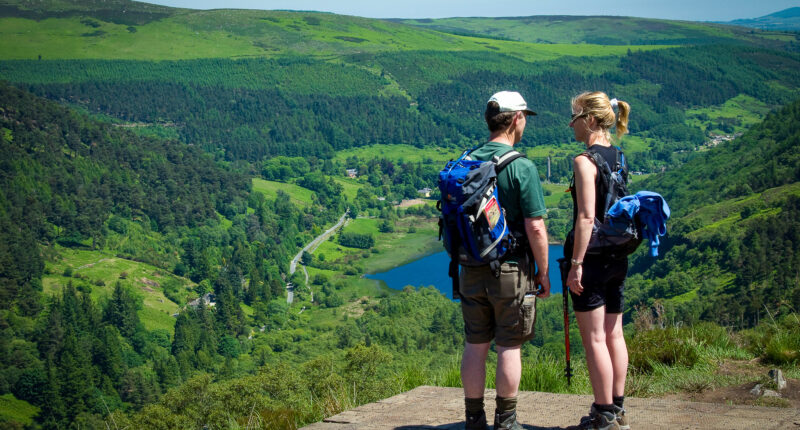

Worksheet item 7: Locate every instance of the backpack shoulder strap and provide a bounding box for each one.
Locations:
[581,148,617,214]
[492,150,525,173]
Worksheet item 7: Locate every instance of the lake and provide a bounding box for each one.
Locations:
[366,244,565,300]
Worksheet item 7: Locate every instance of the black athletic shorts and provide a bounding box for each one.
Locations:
[568,256,628,313]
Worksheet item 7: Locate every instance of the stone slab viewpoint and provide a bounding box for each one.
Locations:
[302,386,800,430]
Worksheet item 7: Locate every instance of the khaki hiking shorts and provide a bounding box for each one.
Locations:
[459,256,537,347]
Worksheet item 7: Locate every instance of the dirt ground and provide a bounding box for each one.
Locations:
[396,199,427,208]
[663,359,800,409]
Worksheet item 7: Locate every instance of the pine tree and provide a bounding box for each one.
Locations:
[104,282,141,338]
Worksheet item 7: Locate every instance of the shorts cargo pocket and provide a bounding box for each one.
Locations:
[496,262,521,299]
[520,294,536,337]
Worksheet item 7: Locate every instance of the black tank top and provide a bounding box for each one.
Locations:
[571,145,620,223]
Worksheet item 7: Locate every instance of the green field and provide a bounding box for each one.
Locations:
[399,15,786,47]
[0,10,672,62]
[542,182,570,208]
[685,94,773,135]
[0,16,263,60]
[332,177,363,201]
[308,215,440,275]
[42,246,195,334]
[334,144,461,164]
[252,178,315,207]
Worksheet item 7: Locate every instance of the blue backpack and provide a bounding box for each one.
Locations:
[438,147,526,298]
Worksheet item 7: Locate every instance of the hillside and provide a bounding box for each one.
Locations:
[397,15,799,47]
[626,98,800,327]
[726,7,800,32]
[2,0,799,180]
[1,2,800,427]
[0,1,660,61]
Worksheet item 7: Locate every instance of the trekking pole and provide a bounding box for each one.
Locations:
[558,257,572,386]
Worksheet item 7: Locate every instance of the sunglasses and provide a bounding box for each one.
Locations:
[570,112,587,123]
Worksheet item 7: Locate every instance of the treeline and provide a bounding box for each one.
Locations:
[626,98,800,328]
[408,46,800,173]
[0,58,387,95]
[21,81,459,161]
[3,46,799,176]
[338,232,374,249]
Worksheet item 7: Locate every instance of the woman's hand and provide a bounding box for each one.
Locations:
[566,265,583,295]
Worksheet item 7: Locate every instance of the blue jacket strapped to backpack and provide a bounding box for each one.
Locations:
[607,191,671,257]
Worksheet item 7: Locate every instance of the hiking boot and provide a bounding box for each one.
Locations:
[612,405,629,430]
[566,405,620,430]
[493,410,522,430]
[464,410,488,430]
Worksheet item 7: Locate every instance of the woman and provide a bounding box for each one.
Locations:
[565,91,631,430]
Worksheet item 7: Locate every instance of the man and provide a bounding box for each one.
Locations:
[460,91,550,430]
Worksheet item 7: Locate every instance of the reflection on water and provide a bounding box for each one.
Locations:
[365,244,564,300]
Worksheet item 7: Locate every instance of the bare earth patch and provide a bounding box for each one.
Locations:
[342,296,376,317]
[396,198,426,208]
[77,258,113,269]
[663,359,800,408]
[139,277,160,291]
[666,379,799,408]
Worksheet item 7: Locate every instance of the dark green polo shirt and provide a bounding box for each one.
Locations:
[469,141,547,226]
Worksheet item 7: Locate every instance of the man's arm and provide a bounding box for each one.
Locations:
[524,216,550,298]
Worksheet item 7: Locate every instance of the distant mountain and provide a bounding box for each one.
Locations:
[396,15,795,47]
[724,7,800,31]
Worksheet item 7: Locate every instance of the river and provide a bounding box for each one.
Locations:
[365,244,565,300]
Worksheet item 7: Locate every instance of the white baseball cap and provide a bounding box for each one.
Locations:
[487,91,537,116]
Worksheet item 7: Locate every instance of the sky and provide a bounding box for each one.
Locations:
[147,0,799,21]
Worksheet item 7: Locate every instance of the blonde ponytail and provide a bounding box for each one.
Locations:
[572,92,631,141]
[615,100,630,138]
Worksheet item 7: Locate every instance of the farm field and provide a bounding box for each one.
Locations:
[685,94,773,135]
[41,246,195,334]
[252,178,315,207]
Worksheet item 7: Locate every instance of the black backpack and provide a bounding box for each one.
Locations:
[564,146,642,259]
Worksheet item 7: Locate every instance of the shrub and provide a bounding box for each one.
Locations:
[62,267,73,277]
[764,330,800,365]
[338,232,374,249]
[628,327,703,372]
[741,313,800,365]
[519,349,569,393]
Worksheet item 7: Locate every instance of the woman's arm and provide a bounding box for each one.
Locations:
[566,154,596,295]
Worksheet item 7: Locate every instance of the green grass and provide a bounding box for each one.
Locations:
[0,16,263,60]
[399,15,784,47]
[685,94,774,135]
[252,178,315,207]
[331,177,363,201]
[334,144,461,164]
[524,142,583,159]
[217,212,233,230]
[679,182,800,240]
[0,394,39,426]
[542,182,570,208]
[360,216,441,274]
[0,10,673,63]
[341,217,379,236]
[618,135,653,157]
[666,287,700,304]
[42,246,194,334]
